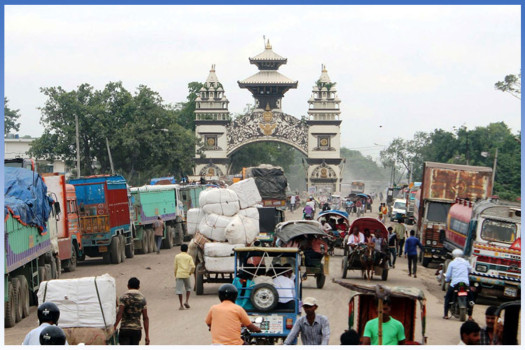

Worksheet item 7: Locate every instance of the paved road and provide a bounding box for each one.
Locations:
[4,206,503,345]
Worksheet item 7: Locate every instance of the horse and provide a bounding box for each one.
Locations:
[359,243,375,280]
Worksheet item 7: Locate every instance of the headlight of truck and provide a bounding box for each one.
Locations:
[426,240,431,245]
[476,265,488,273]
[432,241,437,246]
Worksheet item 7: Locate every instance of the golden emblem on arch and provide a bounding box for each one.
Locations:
[320,138,328,146]
[259,103,276,136]
[320,168,328,178]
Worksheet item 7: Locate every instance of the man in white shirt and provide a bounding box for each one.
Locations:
[290,195,296,212]
[273,264,296,310]
[444,249,473,320]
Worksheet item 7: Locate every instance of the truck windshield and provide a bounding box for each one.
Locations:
[481,220,518,243]
[394,201,406,210]
[426,202,451,222]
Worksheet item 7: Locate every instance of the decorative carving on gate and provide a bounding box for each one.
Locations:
[227,111,308,154]
[199,164,224,177]
[311,164,337,179]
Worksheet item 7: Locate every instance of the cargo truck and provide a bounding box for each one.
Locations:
[244,165,288,208]
[69,175,133,264]
[42,173,83,272]
[416,162,493,267]
[4,168,60,327]
[130,184,206,253]
[442,199,521,300]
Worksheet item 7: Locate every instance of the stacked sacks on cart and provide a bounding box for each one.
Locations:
[187,182,262,269]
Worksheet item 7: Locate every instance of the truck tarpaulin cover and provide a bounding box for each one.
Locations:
[246,166,287,200]
[4,167,53,233]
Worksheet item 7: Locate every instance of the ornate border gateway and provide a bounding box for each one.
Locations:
[227,109,309,155]
[194,41,344,193]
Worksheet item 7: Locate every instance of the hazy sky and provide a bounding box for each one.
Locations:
[4,5,521,161]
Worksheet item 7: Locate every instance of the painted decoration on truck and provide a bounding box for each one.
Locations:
[428,168,491,201]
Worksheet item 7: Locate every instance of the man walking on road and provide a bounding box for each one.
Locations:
[284,297,330,345]
[404,230,423,278]
[394,218,407,256]
[387,226,397,268]
[153,216,165,254]
[174,244,195,310]
[290,194,296,212]
[114,277,150,345]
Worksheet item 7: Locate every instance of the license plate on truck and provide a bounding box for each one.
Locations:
[503,286,518,298]
[98,246,108,253]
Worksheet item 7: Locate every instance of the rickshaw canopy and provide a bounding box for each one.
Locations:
[317,210,349,221]
[275,220,327,244]
[350,218,389,238]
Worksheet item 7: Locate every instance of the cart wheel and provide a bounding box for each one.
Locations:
[316,273,326,289]
[250,283,278,312]
[196,263,204,295]
[381,268,389,281]
[341,256,348,279]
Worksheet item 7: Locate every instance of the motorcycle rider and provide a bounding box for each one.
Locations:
[205,284,261,345]
[303,204,314,220]
[22,302,69,345]
[443,249,474,320]
[39,325,67,345]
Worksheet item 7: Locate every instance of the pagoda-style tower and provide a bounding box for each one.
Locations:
[305,65,344,193]
[194,65,230,178]
[238,40,298,111]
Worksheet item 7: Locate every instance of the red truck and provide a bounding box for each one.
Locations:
[42,174,83,272]
[416,162,493,267]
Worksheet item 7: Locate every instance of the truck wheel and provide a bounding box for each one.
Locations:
[38,266,47,283]
[316,273,326,289]
[110,236,120,264]
[141,231,149,254]
[250,283,278,312]
[45,264,52,281]
[17,275,30,318]
[342,256,348,279]
[381,268,389,281]
[103,252,111,264]
[162,228,174,249]
[174,223,183,246]
[63,246,77,272]
[119,235,126,262]
[148,229,156,253]
[422,257,431,268]
[196,264,204,295]
[5,281,16,328]
[125,238,135,258]
[12,277,23,323]
[55,256,62,279]
[50,258,57,279]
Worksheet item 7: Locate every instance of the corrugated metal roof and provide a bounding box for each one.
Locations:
[238,71,298,85]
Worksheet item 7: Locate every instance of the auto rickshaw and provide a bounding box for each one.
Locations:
[255,207,286,246]
[334,280,427,345]
[317,209,349,253]
[341,218,390,281]
[494,301,521,345]
[275,220,330,289]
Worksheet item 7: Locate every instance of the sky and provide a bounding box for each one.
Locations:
[4,5,521,161]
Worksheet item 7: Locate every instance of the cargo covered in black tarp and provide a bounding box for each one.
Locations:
[245,165,288,200]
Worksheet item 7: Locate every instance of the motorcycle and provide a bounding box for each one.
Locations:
[449,282,471,322]
[241,317,265,345]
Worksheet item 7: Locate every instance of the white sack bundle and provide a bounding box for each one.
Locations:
[225,215,259,245]
[199,188,239,206]
[238,207,260,221]
[187,208,205,236]
[229,178,262,209]
[198,213,236,242]
[204,242,245,257]
[37,274,116,328]
[204,255,236,273]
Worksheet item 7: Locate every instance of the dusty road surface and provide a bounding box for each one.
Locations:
[5,206,506,345]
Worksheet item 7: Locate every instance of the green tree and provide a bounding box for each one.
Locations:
[174,82,205,131]
[495,73,521,100]
[4,97,21,136]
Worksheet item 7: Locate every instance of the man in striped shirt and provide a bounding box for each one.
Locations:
[284,297,330,345]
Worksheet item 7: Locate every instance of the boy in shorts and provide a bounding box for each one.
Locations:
[174,244,195,310]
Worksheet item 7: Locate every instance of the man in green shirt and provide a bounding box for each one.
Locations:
[362,298,405,345]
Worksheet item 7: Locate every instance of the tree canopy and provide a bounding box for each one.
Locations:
[495,72,521,100]
[4,97,21,136]
[29,82,196,186]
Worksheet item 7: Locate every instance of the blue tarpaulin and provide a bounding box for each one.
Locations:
[4,168,53,233]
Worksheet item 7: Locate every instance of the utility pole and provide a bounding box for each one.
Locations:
[491,148,498,190]
[106,137,115,175]
[75,114,81,178]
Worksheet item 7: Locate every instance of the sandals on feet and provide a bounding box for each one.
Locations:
[179,306,185,310]
[184,303,190,309]
[443,315,450,319]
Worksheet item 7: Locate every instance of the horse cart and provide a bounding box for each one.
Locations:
[341,218,390,281]
[334,280,427,345]
[317,210,349,254]
[275,220,330,289]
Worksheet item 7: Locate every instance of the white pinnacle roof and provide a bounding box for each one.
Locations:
[206,64,220,85]
[238,71,298,85]
[318,65,331,83]
[250,40,286,62]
